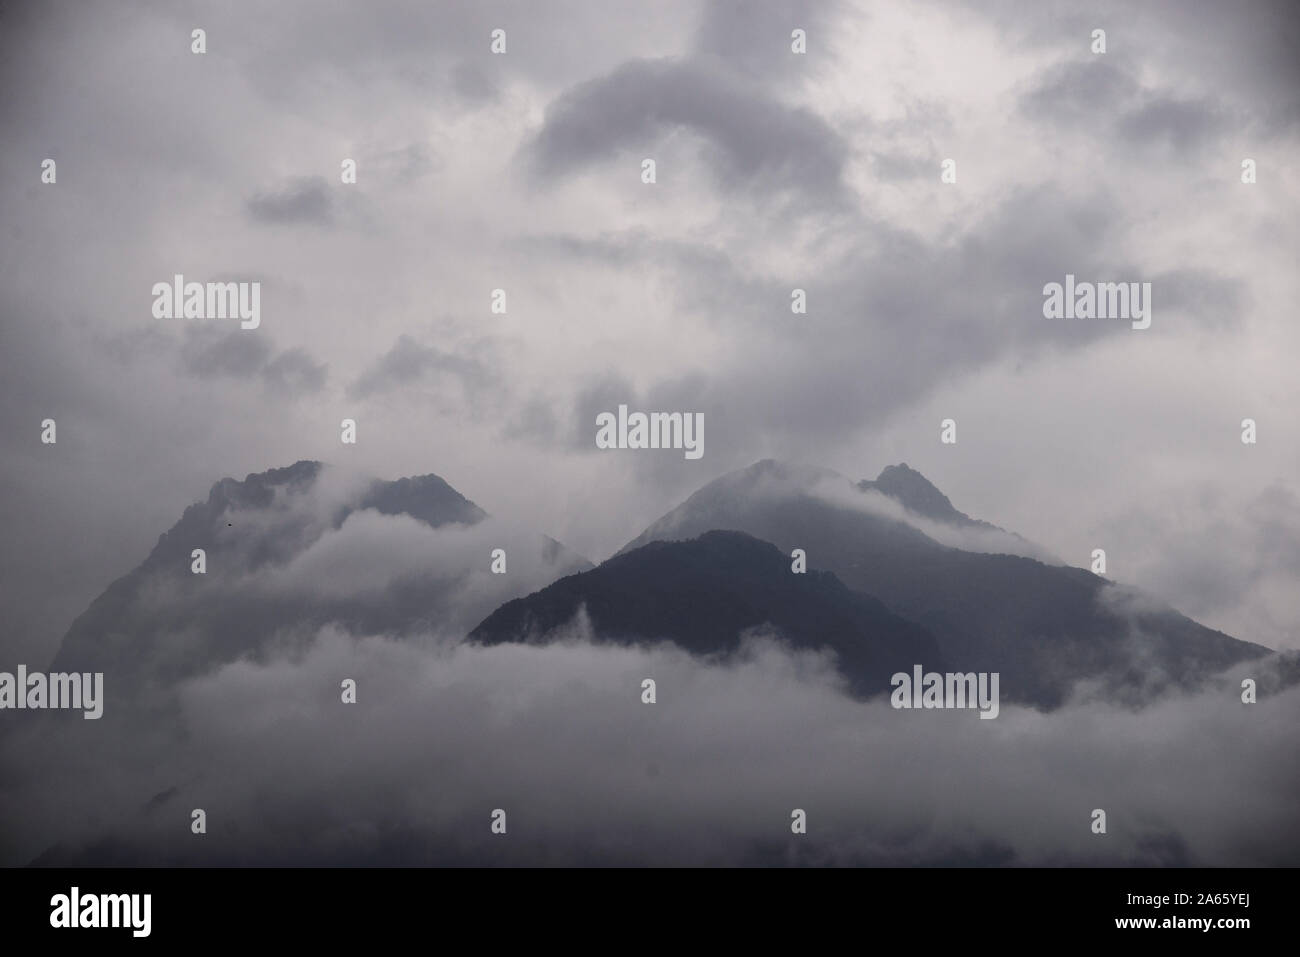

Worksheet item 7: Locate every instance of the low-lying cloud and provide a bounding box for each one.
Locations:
[3,625,1295,866]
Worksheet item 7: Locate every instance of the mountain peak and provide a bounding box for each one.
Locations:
[859,463,985,528]
[615,460,1268,709]
[207,459,323,510]
[872,463,954,512]
[354,472,487,529]
[199,462,488,532]
[51,460,586,685]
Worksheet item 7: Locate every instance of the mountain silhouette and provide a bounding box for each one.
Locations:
[621,460,1270,708]
[860,463,1001,532]
[45,457,1273,711]
[470,529,944,698]
[49,461,590,689]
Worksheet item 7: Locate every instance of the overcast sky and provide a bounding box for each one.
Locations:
[2,0,1298,667]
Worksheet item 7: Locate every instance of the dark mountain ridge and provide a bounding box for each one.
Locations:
[49,461,588,688]
[619,459,1270,708]
[471,529,945,698]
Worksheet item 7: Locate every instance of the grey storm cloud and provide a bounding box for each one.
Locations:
[181,327,271,378]
[263,348,331,394]
[526,56,849,200]
[1020,59,1235,156]
[868,148,938,182]
[1144,268,1245,330]
[348,334,494,401]
[1115,96,1234,154]
[1018,60,1142,124]
[516,160,1260,513]
[180,325,329,393]
[953,0,1300,134]
[692,0,848,82]
[552,182,1133,464]
[570,370,724,493]
[501,397,562,446]
[246,176,335,226]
